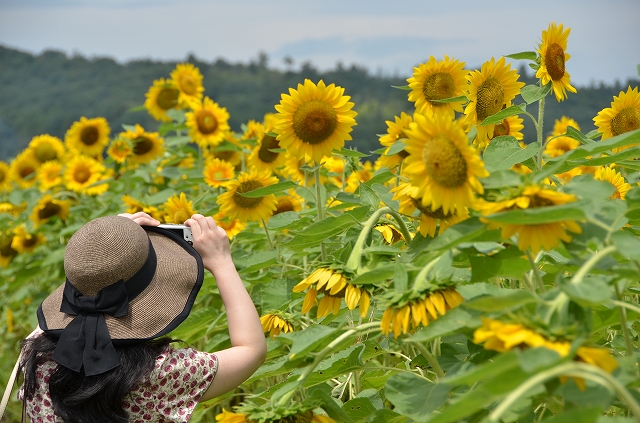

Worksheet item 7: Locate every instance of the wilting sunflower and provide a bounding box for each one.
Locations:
[186,96,231,148]
[0,234,18,268]
[404,113,488,215]
[594,165,631,199]
[378,112,413,169]
[477,115,525,150]
[144,77,180,121]
[64,117,111,157]
[170,63,204,108]
[260,311,295,338]
[203,134,244,168]
[407,56,468,118]
[274,79,358,164]
[37,160,64,192]
[536,22,577,102]
[28,134,66,163]
[217,169,279,222]
[11,225,46,254]
[247,131,287,174]
[479,184,582,253]
[213,211,246,240]
[9,150,40,189]
[0,161,13,192]
[273,190,304,216]
[107,138,133,164]
[374,223,407,245]
[63,155,108,195]
[380,288,464,338]
[30,195,71,227]
[203,158,235,188]
[463,57,525,147]
[293,267,371,318]
[119,124,165,165]
[594,86,640,141]
[121,195,164,221]
[163,192,197,224]
[345,161,374,193]
[392,182,468,238]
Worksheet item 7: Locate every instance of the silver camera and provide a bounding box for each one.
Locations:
[158,224,193,245]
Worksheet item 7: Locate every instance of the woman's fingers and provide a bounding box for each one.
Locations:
[118,212,159,226]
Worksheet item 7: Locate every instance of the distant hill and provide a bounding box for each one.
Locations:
[0,45,638,161]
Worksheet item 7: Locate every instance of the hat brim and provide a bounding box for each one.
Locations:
[38,226,204,344]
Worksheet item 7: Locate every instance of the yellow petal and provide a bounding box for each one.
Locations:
[424,297,438,319]
[359,290,370,318]
[331,296,342,315]
[293,278,312,293]
[381,308,393,335]
[301,288,317,314]
[317,295,332,318]
[329,276,347,295]
[430,291,446,316]
[323,272,342,291]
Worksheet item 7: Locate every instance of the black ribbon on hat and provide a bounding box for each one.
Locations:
[52,238,157,376]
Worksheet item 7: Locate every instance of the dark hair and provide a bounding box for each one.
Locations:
[21,334,174,423]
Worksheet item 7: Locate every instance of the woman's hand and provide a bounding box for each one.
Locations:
[118,212,160,227]
[184,214,232,274]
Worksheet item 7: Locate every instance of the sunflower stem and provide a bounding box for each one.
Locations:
[526,249,545,292]
[614,283,637,362]
[345,207,393,271]
[570,245,617,284]
[314,167,327,261]
[535,96,546,171]
[413,342,444,380]
[413,255,442,292]
[261,219,274,250]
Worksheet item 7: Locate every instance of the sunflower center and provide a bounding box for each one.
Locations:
[22,235,37,248]
[233,180,264,209]
[292,100,338,145]
[197,111,218,135]
[530,195,555,208]
[422,135,468,188]
[74,167,91,183]
[38,202,61,220]
[157,87,179,110]
[0,236,17,258]
[397,131,410,158]
[493,119,511,137]
[476,77,505,122]
[258,135,281,163]
[34,143,58,162]
[133,137,153,155]
[19,164,36,179]
[80,126,100,146]
[179,74,197,95]
[411,198,450,218]
[423,72,455,106]
[173,210,191,223]
[0,170,6,183]
[274,199,295,215]
[545,43,566,81]
[610,107,640,136]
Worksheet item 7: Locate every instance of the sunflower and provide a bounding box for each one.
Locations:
[0,203,25,216]
[119,124,165,165]
[593,86,640,142]
[479,184,582,253]
[403,113,488,215]
[293,267,371,318]
[122,195,164,221]
[476,115,525,150]
[9,150,40,189]
[463,57,525,147]
[273,190,304,215]
[594,166,631,199]
[213,211,246,240]
[63,155,109,195]
[378,112,414,169]
[260,311,295,338]
[186,97,231,148]
[37,160,64,192]
[0,161,13,192]
[11,225,46,254]
[217,169,279,222]
[345,161,374,193]
[144,77,180,121]
[107,138,133,164]
[163,192,197,224]
[170,63,204,108]
[203,134,244,168]
[274,79,358,164]
[380,288,464,338]
[544,135,580,158]
[30,195,71,227]
[247,131,287,174]
[374,223,406,244]
[64,117,111,156]
[215,407,336,423]
[536,22,577,102]
[322,156,346,187]
[0,234,18,268]
[215,409,249,423]
[203,158,235,188]
[407,56,468,118]
[241,119,264,141]
[278,155,318,187]
[28,134,66,163]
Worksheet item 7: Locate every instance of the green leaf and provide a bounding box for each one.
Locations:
[479,169,524,189]
[145,188,175,205]
[565,126,595,145]
[267,211,301,229]
[482,201,586,224]
[278,324,339,357]
[561,278,613,306]
[164,135,191,147]
[239,181,298,198]
[429,95,468,104]
[391,85,412,90]
[482,136,539,173]
[469,248,532,282]
[610,230,640,261]
[367,409,409,423]
[385,373,450,421]
[284,208,367,250]
[350,264,395,286]
[338,147,370,158]
[505,51,538,61]
[385,139,407,156]
[480,104,526,126]
[407,307,482,342]
[518,347,562,373]
[443,350,519,386]
[427,218,488,251]
[342,398,377,421]
[519,83,552,104]
[393,262,408,293]
[365,170,396,187]
[358,182,380,210]
[234,250,278,273]
[541,406,602,423]
[463,290,537,312]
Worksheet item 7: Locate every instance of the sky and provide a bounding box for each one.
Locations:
[0,0,639,86]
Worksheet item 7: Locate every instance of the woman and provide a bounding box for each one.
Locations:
[18,212,267,422]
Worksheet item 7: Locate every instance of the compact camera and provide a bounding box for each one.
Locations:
[158,224,193,245]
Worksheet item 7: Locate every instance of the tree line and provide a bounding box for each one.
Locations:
[0,45,637,160]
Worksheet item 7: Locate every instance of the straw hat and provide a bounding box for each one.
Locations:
[36,216,204,375]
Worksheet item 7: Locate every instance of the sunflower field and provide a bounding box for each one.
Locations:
[2,21,640,423]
